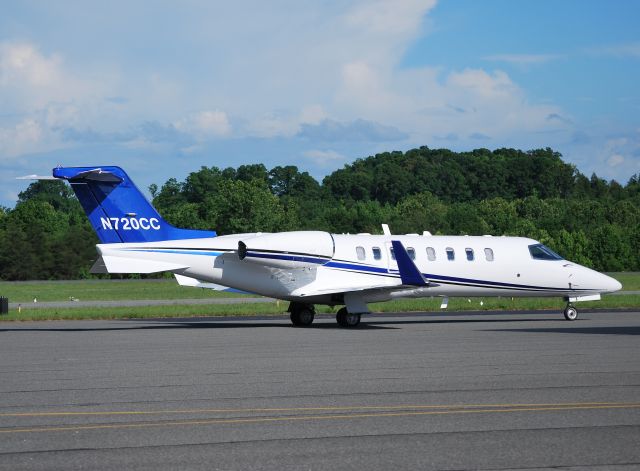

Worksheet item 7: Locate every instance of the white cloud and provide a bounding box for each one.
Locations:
[0,42,62,87]
[589,42,640,58]
[173,110,231,139]
[299,118,407,142]
[447,68,516,100]
[607,154,624,167]
[0,2,572,173]
[299,105,327,125]
[245,111,299,138]
[345,0,435,36]
[303,149,347,166]
[0,119,42,157]
[483,54,563,65]
[0,41,112,112]
[571,134,640,183]
[2,2,558,156]
[0,118,66,158]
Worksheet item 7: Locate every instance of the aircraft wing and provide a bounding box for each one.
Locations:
[174,274,253,294]
[294,240,432,298]
[295,283,395,297]
[90,255,189,274]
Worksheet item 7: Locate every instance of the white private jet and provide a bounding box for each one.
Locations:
[50,166,622,327]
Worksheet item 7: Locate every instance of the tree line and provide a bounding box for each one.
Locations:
[1,146,638,280]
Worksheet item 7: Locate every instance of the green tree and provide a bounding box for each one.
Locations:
[588,225,632,271]
[553,229,592,266]
[17,180,77,212]
[391,192,448,234]
[269,165,321,198]
[477,198,517,234]
[201,179,286,234]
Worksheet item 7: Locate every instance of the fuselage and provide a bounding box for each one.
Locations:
[96,231,622,305]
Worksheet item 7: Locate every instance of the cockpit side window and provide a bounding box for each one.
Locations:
[528,243,563,261]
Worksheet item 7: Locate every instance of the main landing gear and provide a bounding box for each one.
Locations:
[289,302,315,327]
[563,303,578,321]
[336,307,361,328]
[288,303,362,327]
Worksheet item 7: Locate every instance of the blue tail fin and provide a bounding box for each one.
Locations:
[391,240,428,286]
[53,166,216,243]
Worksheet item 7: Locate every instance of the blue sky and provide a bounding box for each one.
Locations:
[1,0,639,206]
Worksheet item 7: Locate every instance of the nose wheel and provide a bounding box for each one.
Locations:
[563,304,578,321]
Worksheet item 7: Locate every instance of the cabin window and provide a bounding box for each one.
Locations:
[484,248,494,261]
[426,247,436,261]
[465,248,474,261]
[446,247,455,261]
[356,246,366,261]
[390,248,396,260]
[407,247,416,260]
[372,247,382,260]
[528,243,563,261]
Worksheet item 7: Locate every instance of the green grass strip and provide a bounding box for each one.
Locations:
[1,295,638,322]
[0,279,245,302]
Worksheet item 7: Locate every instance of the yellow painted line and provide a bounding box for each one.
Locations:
[0,401,636,418]
[0,403,639,435]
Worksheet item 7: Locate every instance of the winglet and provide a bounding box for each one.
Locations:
[391,240,428,286]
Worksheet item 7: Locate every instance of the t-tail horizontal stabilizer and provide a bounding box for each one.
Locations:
[53,166,216,243]
[391,240,428,287]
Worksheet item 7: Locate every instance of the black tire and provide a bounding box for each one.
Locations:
[345,312,361,327]
[298,308,315,326]
[336,307,348,327]
[290,306,315,327]
[336,307,360,328]
[290,311,302,326]
[563,305,578,321]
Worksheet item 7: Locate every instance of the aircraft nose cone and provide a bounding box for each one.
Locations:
[600,274,622,293]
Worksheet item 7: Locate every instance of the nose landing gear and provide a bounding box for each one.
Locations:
[563,304,578,321]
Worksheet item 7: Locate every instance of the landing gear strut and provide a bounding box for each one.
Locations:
[336,307,361,328]
[289,302,315,327]
[563,304,578,321]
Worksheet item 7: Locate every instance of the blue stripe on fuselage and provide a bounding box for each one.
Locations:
[325,259,584,292]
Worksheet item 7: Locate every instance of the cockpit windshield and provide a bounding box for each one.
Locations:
[528,243,563,261]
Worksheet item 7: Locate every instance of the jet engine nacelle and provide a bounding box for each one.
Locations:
[238,231,334,269]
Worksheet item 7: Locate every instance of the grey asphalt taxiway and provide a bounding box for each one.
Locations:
[0,311,639,470]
